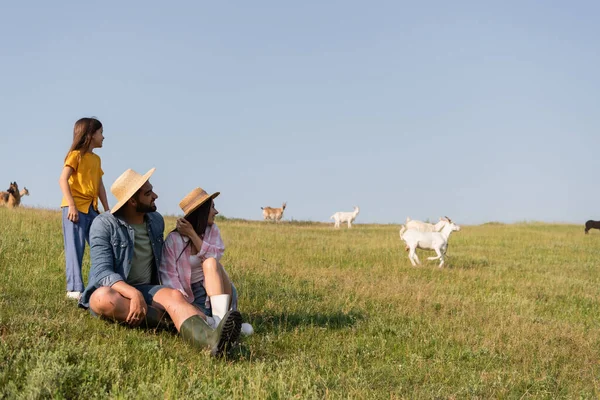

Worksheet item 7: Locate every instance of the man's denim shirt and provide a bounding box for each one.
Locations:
[79,211,165,309]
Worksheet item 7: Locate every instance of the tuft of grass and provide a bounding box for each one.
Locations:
[1,207,600,398]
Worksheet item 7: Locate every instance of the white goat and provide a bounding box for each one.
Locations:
[399,216,450,251]
[399,216,449,237]
[400,219,460,268]
[261,202,286,222]
[330,206,360,228]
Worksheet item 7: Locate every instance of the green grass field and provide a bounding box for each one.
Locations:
[1,207,600,398]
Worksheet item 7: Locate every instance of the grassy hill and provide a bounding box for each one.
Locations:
[1,207,599,398]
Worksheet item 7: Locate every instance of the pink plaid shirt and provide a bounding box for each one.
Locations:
[159,224,225,304]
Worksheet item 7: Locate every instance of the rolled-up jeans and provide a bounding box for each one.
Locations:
[62,205,98,292]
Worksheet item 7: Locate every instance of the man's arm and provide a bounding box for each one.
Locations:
[89,217,125,288]
[89,216,147,325]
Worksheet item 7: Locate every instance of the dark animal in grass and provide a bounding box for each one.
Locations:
[584,220,600,234]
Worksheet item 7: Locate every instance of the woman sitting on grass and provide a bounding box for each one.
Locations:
[159,188,253,336]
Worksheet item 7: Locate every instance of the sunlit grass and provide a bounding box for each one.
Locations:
[1,207,600,398]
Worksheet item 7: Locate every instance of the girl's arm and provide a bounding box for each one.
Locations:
[98,178,110,212]
[59,166,79,223]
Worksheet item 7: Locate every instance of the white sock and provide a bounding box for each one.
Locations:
[210,294,231,320]
[205,316,219,329]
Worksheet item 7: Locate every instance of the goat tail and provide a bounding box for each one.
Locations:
[399,225,406,238]
[261,207,264,210]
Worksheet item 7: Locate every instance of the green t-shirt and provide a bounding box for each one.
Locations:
[128,222,154,285]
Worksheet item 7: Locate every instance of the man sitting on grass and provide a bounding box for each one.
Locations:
[78,167,241,357]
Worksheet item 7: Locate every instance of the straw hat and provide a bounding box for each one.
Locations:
[179,187,220,217]
[110,168,156,214]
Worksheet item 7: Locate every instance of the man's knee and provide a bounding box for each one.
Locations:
[89,286,121,314]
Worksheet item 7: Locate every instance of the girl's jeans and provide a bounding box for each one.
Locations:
[62,205,98,292]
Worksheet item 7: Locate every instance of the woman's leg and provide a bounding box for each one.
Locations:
[202,258,232,297]
[201,262,253,336]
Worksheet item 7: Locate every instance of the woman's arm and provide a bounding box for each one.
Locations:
[159,233,189,297]
[176,218,204,255]
[59,166,79,223]
[98,178,110,212]
[199,225,225,261]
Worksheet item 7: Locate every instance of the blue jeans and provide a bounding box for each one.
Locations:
[62,205,98,292]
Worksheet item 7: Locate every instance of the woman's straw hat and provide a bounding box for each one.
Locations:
[110,168,156,214]
[179,187,220,217]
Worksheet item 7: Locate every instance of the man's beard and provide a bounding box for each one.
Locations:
[136,202,157,213]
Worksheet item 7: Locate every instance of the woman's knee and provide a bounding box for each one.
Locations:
[154,287,187,304]
[202,257,218,272]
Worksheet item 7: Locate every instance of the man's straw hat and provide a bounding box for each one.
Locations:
[179,187,220,217]
[110,168,156,214]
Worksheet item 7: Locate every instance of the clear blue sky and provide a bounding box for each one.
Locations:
[1,1,599,225]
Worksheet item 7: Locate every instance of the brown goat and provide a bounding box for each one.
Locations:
[261,202,287,222]
[0,182,24,208]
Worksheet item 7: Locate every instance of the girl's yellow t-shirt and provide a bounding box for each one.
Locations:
[60,150,104,213]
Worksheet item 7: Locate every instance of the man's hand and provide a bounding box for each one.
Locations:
[126,291,148,327]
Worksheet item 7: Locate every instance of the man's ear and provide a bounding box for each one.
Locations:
[127,196,138,208]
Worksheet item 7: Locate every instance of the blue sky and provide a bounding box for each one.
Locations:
[1,1,599,224]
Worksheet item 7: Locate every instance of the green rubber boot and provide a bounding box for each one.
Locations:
[180,310,242,356]
[143,306,175,331]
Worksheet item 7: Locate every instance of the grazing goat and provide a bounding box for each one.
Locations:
[330,206,360,229]
[585,220,600,234]
[0,182,23,209]
[261,202,286,222]
[400,218,460,268]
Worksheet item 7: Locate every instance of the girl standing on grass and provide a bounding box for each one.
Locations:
[59,117,109,300]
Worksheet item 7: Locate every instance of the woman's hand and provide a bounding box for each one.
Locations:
[67,205,79,223]
[176,218,198,239]
[126,291,147,327]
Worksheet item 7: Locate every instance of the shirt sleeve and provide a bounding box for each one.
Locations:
[199,224,225,262]
[64,151,80,171]
[89,218,124,288]
[159,232,188,298]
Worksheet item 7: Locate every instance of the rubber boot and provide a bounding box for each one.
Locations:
[143,306,175,331]
[179,310,242,356]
